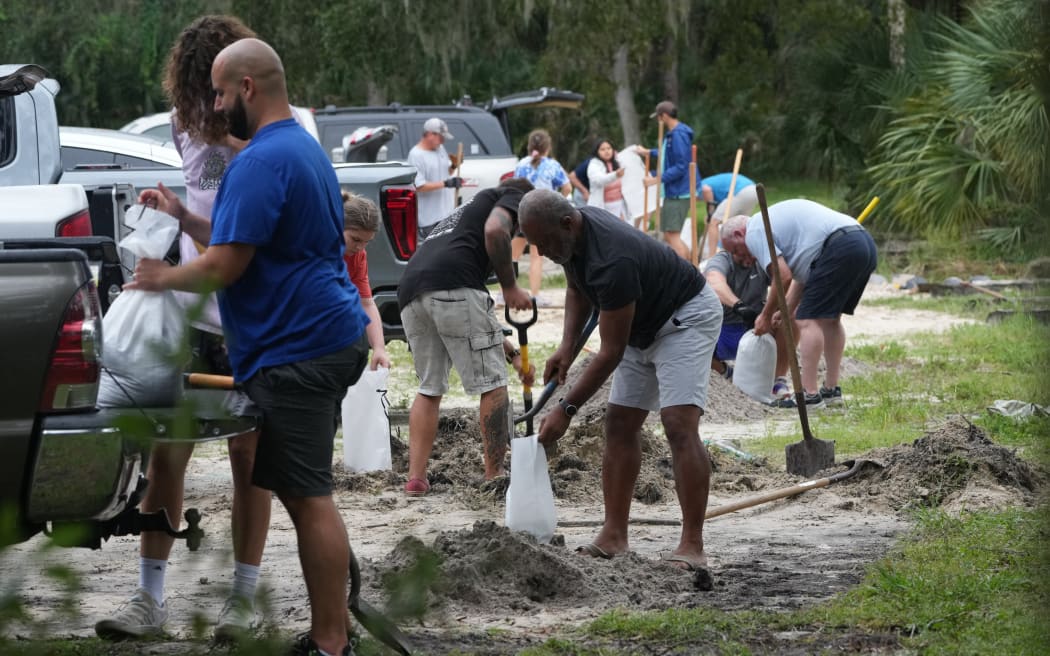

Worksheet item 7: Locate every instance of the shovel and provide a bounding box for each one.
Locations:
[349,548,414,655]
[514,309,600,427]
[755,184,835,477]
[506,298,539,434]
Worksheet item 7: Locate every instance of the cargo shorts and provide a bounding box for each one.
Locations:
[401,288,508,396]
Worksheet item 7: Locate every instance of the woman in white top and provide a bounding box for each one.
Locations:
[586,138,627,220]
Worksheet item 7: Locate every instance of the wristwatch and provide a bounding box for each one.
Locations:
[559,398,578,417]
[505,348,521,364]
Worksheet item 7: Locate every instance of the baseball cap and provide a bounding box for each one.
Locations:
[423,117,454,140]
[649,101,677,119]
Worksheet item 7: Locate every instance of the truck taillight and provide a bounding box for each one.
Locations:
[40,282,102,412]
[55,209,93,237]
[383,187,418,260]
[499,171,515,182]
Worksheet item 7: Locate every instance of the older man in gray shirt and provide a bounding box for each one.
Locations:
[721,199,877,409]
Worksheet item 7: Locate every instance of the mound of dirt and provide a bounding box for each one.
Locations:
[843,417,1046,512]
[366,521,703,621]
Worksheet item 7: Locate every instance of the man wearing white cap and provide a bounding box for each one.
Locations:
[408,117,463,239]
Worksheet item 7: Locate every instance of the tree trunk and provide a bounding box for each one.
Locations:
[662,34,679,104]
[366,79,386,106]
[889,0,906,70]
[613,45,641,147]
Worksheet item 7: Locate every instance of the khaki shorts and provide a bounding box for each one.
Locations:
[609,285,722,413]
[661,198,691,233]
[401,288,508,395]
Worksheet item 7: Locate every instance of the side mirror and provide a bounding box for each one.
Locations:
[331,147,345,163]
[377,145,388,163]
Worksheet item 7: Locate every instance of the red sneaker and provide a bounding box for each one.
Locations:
[404,478,430,497]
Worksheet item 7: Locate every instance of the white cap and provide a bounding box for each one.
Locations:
[423,117,453,140]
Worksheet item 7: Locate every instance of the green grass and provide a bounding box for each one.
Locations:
[760,177,850,213]
[864,292,1027,319]
[744,314,1050,464]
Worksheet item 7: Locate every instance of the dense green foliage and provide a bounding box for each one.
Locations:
[866,0,1050,248]
[0,0,1045,250]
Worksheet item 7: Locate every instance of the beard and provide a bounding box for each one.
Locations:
[226,95,251,141]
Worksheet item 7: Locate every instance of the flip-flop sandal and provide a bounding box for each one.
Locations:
[661,552,714,591]
[574,543,614,559]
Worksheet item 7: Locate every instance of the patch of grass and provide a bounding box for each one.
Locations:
[746,314,1050,462]
[800,509,1050,655]
[761,177,849,212]
[864,292,1010,319]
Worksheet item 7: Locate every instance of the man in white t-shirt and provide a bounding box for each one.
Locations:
[407,117,463,239]
[721,200,877,409]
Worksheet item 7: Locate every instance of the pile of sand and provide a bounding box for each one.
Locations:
[843,417,1046,512]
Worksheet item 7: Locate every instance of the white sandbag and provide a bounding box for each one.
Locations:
[342,367,392,472]
[505,435,556,544]
[617,145,660,223]
[732,330,777,404]
[98,205,186,407]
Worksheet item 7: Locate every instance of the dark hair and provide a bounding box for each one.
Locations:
[163,15,256,145]
[526,129,552,167]
[341,191,380,232]
[498,177,535,194]
[592,138,620,171]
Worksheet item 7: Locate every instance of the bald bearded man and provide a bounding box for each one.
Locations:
[128,39,365,656]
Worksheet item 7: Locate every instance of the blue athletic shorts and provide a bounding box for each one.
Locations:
[714,323,749,362]
[797,226,877,320]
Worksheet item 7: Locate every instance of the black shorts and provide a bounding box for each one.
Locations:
[797,226,878,320]
[245,336,368,497]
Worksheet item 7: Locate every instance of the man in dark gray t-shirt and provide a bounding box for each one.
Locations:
[704,250,791,400]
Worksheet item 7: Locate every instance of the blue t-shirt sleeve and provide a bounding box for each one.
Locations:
[211,155,287,246]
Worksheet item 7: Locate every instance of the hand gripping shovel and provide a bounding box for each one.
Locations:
[514,309,600,428]
[506,298,539,434]
[755,184,835,477]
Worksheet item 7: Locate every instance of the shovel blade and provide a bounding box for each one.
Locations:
[785,436,836,477]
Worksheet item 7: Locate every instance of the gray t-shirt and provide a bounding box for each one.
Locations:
[706,250,768,325]
[745,199,855,284]
[407,143,453,228]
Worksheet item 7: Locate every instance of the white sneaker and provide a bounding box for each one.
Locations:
[772,376,791,400]
[94,588,168,640]
[214,594,255,642]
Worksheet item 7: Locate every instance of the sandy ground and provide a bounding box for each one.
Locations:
[4,281,1032,656]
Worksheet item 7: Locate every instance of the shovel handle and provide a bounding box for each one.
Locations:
[184,373,237,390]
[755,184,816,441]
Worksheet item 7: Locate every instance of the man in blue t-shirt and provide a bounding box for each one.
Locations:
[128,38,364,656]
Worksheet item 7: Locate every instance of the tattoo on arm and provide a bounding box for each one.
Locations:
[486,207,517,288]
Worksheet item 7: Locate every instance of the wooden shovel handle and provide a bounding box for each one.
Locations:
[184,373,236,390]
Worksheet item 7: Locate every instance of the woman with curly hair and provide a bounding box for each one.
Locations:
[93,15,275,644]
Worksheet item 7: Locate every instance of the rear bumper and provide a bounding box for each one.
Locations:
[28,408,258,523]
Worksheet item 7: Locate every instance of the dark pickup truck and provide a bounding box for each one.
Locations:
[0,239,259,550]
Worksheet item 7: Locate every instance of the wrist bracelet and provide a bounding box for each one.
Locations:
[506,349,521,364]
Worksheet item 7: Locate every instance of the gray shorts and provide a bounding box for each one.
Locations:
[401,288,508,395]
[661,197,691,233]
[609,285,722,414]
